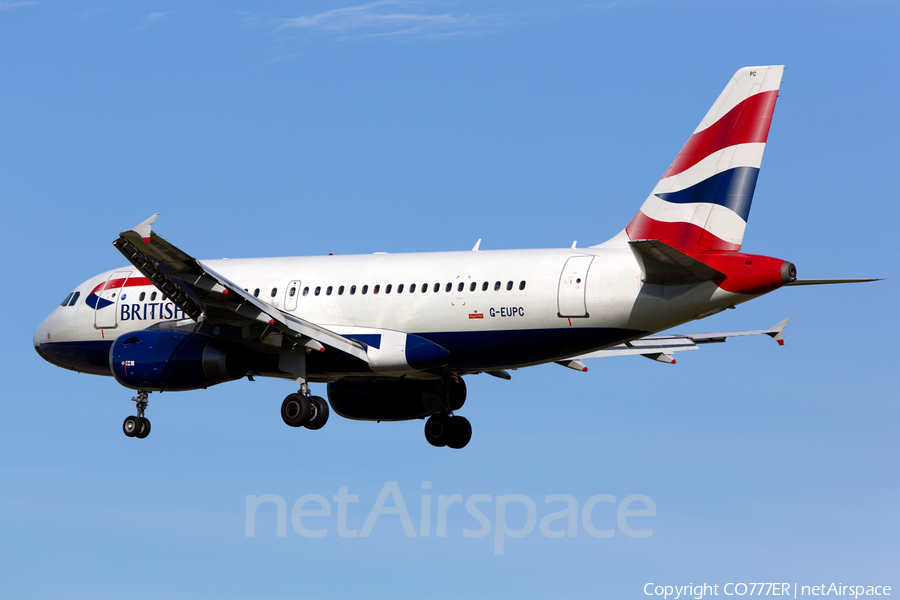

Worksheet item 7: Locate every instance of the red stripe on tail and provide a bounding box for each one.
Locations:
[664,90,778,179]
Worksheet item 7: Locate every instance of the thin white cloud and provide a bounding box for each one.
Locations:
[0,1,38,11]
[278,0,511,40]
[138,11,170,29]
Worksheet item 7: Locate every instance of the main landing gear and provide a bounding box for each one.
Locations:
[424,414,472,449]
[123,391,151,439]
[281,383,330,431]
[424,375,471,449]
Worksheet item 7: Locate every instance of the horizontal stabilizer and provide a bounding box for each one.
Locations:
[629,239,724,285]
[785,278,882,286]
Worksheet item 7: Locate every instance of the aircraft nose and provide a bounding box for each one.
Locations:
[33,315,51,360]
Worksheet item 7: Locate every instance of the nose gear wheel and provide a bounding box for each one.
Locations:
[123,391,151,439]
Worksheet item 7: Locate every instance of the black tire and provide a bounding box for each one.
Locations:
[135,417,151,439]
[281,393,310,427]
[122,416,140,438]
[304,396,330,430]
[424,414,450,447]
[448,378,467,412]
[447,416,472,449]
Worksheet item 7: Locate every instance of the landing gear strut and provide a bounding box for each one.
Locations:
[281,385,330,431]
[123,390,151,439]
[424,375,471,449]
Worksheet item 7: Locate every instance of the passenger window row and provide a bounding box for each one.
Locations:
[248,280,527,299]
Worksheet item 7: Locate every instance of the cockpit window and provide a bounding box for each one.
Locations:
[68,292,80,306]
[60,292,74,307]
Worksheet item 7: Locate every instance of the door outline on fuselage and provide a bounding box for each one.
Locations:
[94,271,132,329]
[557,256,593,318]
[284,280,302,311]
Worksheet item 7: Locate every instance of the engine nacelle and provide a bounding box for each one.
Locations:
[110,330,247,391]
[327,377,466,422]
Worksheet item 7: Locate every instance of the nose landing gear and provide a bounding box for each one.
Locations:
[123,391,151,439]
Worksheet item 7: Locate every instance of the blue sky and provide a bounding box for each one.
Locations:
[1,1,897,598]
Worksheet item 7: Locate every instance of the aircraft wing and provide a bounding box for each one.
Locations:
[112,214,369,363]
[564,318,790,365]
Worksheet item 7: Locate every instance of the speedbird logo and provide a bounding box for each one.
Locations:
[85,281,121,310]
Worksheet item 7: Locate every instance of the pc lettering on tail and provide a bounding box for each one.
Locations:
[34,66,879,447]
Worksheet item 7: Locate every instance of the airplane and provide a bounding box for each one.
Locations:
[33,65,878,449]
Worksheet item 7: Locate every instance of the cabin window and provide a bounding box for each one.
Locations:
[350,285,356,295]
[290,288,297,297]
[68,292,80,306]
[385,284,391,294]
[161,295,167,302]
[61,292,74,307]
[315,286,321,296]
[338,285,345,295]
[397,284,404,293]
[139,292,146,301]
[519,281,526,291]
[494,281,501,291]
[302,287,309,296]
[443,282,450,292]
[469,282,476,292]
[433,283,440,293]
[422,283,429,294]
[271,288,277,298]
[408,283,415,293]
[507,281,513,291]
[482,281,488,291]
[362,285,368,295]
[326,286,333,296]
[374,284,381,294]
[254,289,260,298]
[458,282,465,292]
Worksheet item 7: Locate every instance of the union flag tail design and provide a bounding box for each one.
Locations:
[624,66,784,252]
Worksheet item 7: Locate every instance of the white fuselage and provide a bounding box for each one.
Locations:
[35,245,748,380]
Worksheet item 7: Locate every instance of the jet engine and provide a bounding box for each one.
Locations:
[110,330,247,391]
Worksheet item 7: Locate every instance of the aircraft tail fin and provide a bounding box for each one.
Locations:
[603,66,785,252]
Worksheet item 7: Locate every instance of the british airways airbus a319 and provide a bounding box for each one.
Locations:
[33,66,877,449]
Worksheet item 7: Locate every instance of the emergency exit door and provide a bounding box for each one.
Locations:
[557,257,593,318]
